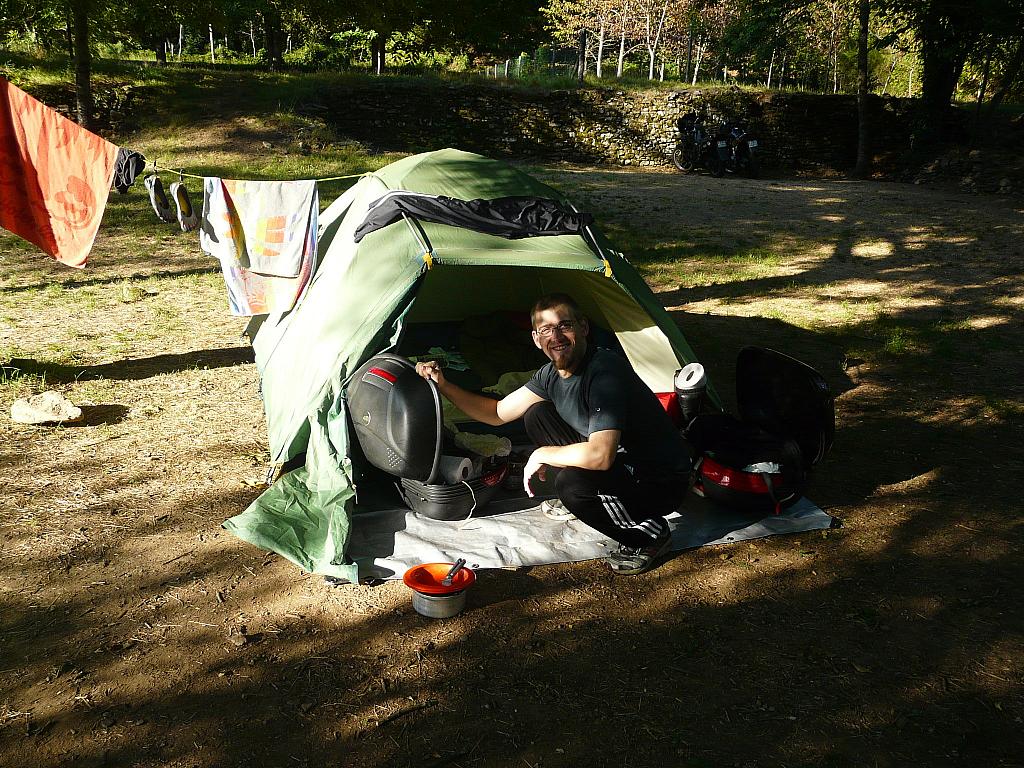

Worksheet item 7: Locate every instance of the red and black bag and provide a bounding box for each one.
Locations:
[685,347,834,515]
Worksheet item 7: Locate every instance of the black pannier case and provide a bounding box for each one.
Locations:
[346,353,507,520]
[347,353,443,483]
[686,346,834,514]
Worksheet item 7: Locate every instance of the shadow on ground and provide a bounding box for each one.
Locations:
[2,449,1019,768]
[5,347,254,383]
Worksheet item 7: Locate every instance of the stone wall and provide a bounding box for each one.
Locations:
[321,82,944,173]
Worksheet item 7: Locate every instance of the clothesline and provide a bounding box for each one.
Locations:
[1,74,367,272]
[151,162,367,184]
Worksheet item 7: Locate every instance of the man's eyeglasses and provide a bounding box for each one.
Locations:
[533,320,576,338]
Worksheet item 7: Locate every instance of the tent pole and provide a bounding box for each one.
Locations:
[400,212,435,266]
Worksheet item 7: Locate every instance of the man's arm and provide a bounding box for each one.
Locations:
[414,362,543,426]
[523,429,621,496]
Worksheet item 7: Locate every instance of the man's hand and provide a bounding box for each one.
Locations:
[521,431,622,496]
[414,360,446,387]
[523,448,548,497]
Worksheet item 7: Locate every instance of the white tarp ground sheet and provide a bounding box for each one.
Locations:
[347,493,835,580]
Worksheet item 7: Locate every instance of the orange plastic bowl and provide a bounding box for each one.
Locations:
[403,562,476,595]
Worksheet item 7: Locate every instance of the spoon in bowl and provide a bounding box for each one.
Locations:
[441,558,467,587]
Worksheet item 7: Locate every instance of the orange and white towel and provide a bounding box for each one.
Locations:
[0,77,117,268]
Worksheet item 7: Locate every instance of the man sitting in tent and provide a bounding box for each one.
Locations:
[415,293,691,575]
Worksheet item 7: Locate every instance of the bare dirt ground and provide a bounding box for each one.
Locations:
[1,167,1023,768]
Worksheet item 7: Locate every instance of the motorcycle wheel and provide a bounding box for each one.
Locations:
[672,146,696,173]
[708,156,725,178]
[745,157,760,179]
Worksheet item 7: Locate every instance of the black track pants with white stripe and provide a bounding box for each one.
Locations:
[524,402,683,549]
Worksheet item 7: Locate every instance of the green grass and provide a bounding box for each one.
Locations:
[635,246,786,287]
[985,397,1024,419]
[882,327,910,356]
[42,282,64,300]
[0,367,47,397]
[2,57,1016,394]
[931,317,973,333]
[818,310,1001,364]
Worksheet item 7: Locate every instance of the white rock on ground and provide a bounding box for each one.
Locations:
[10,391,84,425]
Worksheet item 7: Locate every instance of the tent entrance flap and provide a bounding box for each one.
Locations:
[403,265,682,393]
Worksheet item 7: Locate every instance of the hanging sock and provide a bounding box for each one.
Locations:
[169,180,199,232]
[0,76,118,268]
[144,174,176,223]
[112,148,146,193]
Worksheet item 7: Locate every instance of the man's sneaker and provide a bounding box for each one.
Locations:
[541,498,574,521]
[605,529,673,575]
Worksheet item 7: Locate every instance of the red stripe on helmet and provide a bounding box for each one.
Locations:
[367,367,397,384]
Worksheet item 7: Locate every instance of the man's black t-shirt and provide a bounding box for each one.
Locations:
[525,346,691,477]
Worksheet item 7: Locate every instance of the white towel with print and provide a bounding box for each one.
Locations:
[200,178,317,277]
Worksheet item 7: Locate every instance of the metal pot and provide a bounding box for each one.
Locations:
[411,589,467,618]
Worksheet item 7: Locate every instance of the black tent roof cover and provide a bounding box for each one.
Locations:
[353,191,594,243]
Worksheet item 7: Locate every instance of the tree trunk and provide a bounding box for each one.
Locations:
[617,27,627,77]
[974,46,993,125]
[178,24,183,60]
[208,24,216,63]
[986,37,1024,117]
[596,18,605,78]
[881,51,898,95]
[684,22,693,82]
[70,0,94,130]
[691,39,704,85]
[64,6,74,59]
[262,10,284,70]
[767,47,775,88]
[372,33,385,74]
[919,36,970,117]
[831,6,839,93]
[853,0,870,179]
[155,39,167,64]
[577,28,587,84]
[646,0,667,81]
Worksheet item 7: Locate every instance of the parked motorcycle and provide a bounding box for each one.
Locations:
[724,124,760,178]
[672,115,727,177]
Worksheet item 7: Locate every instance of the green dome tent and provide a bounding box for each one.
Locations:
[224,148,713,584]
